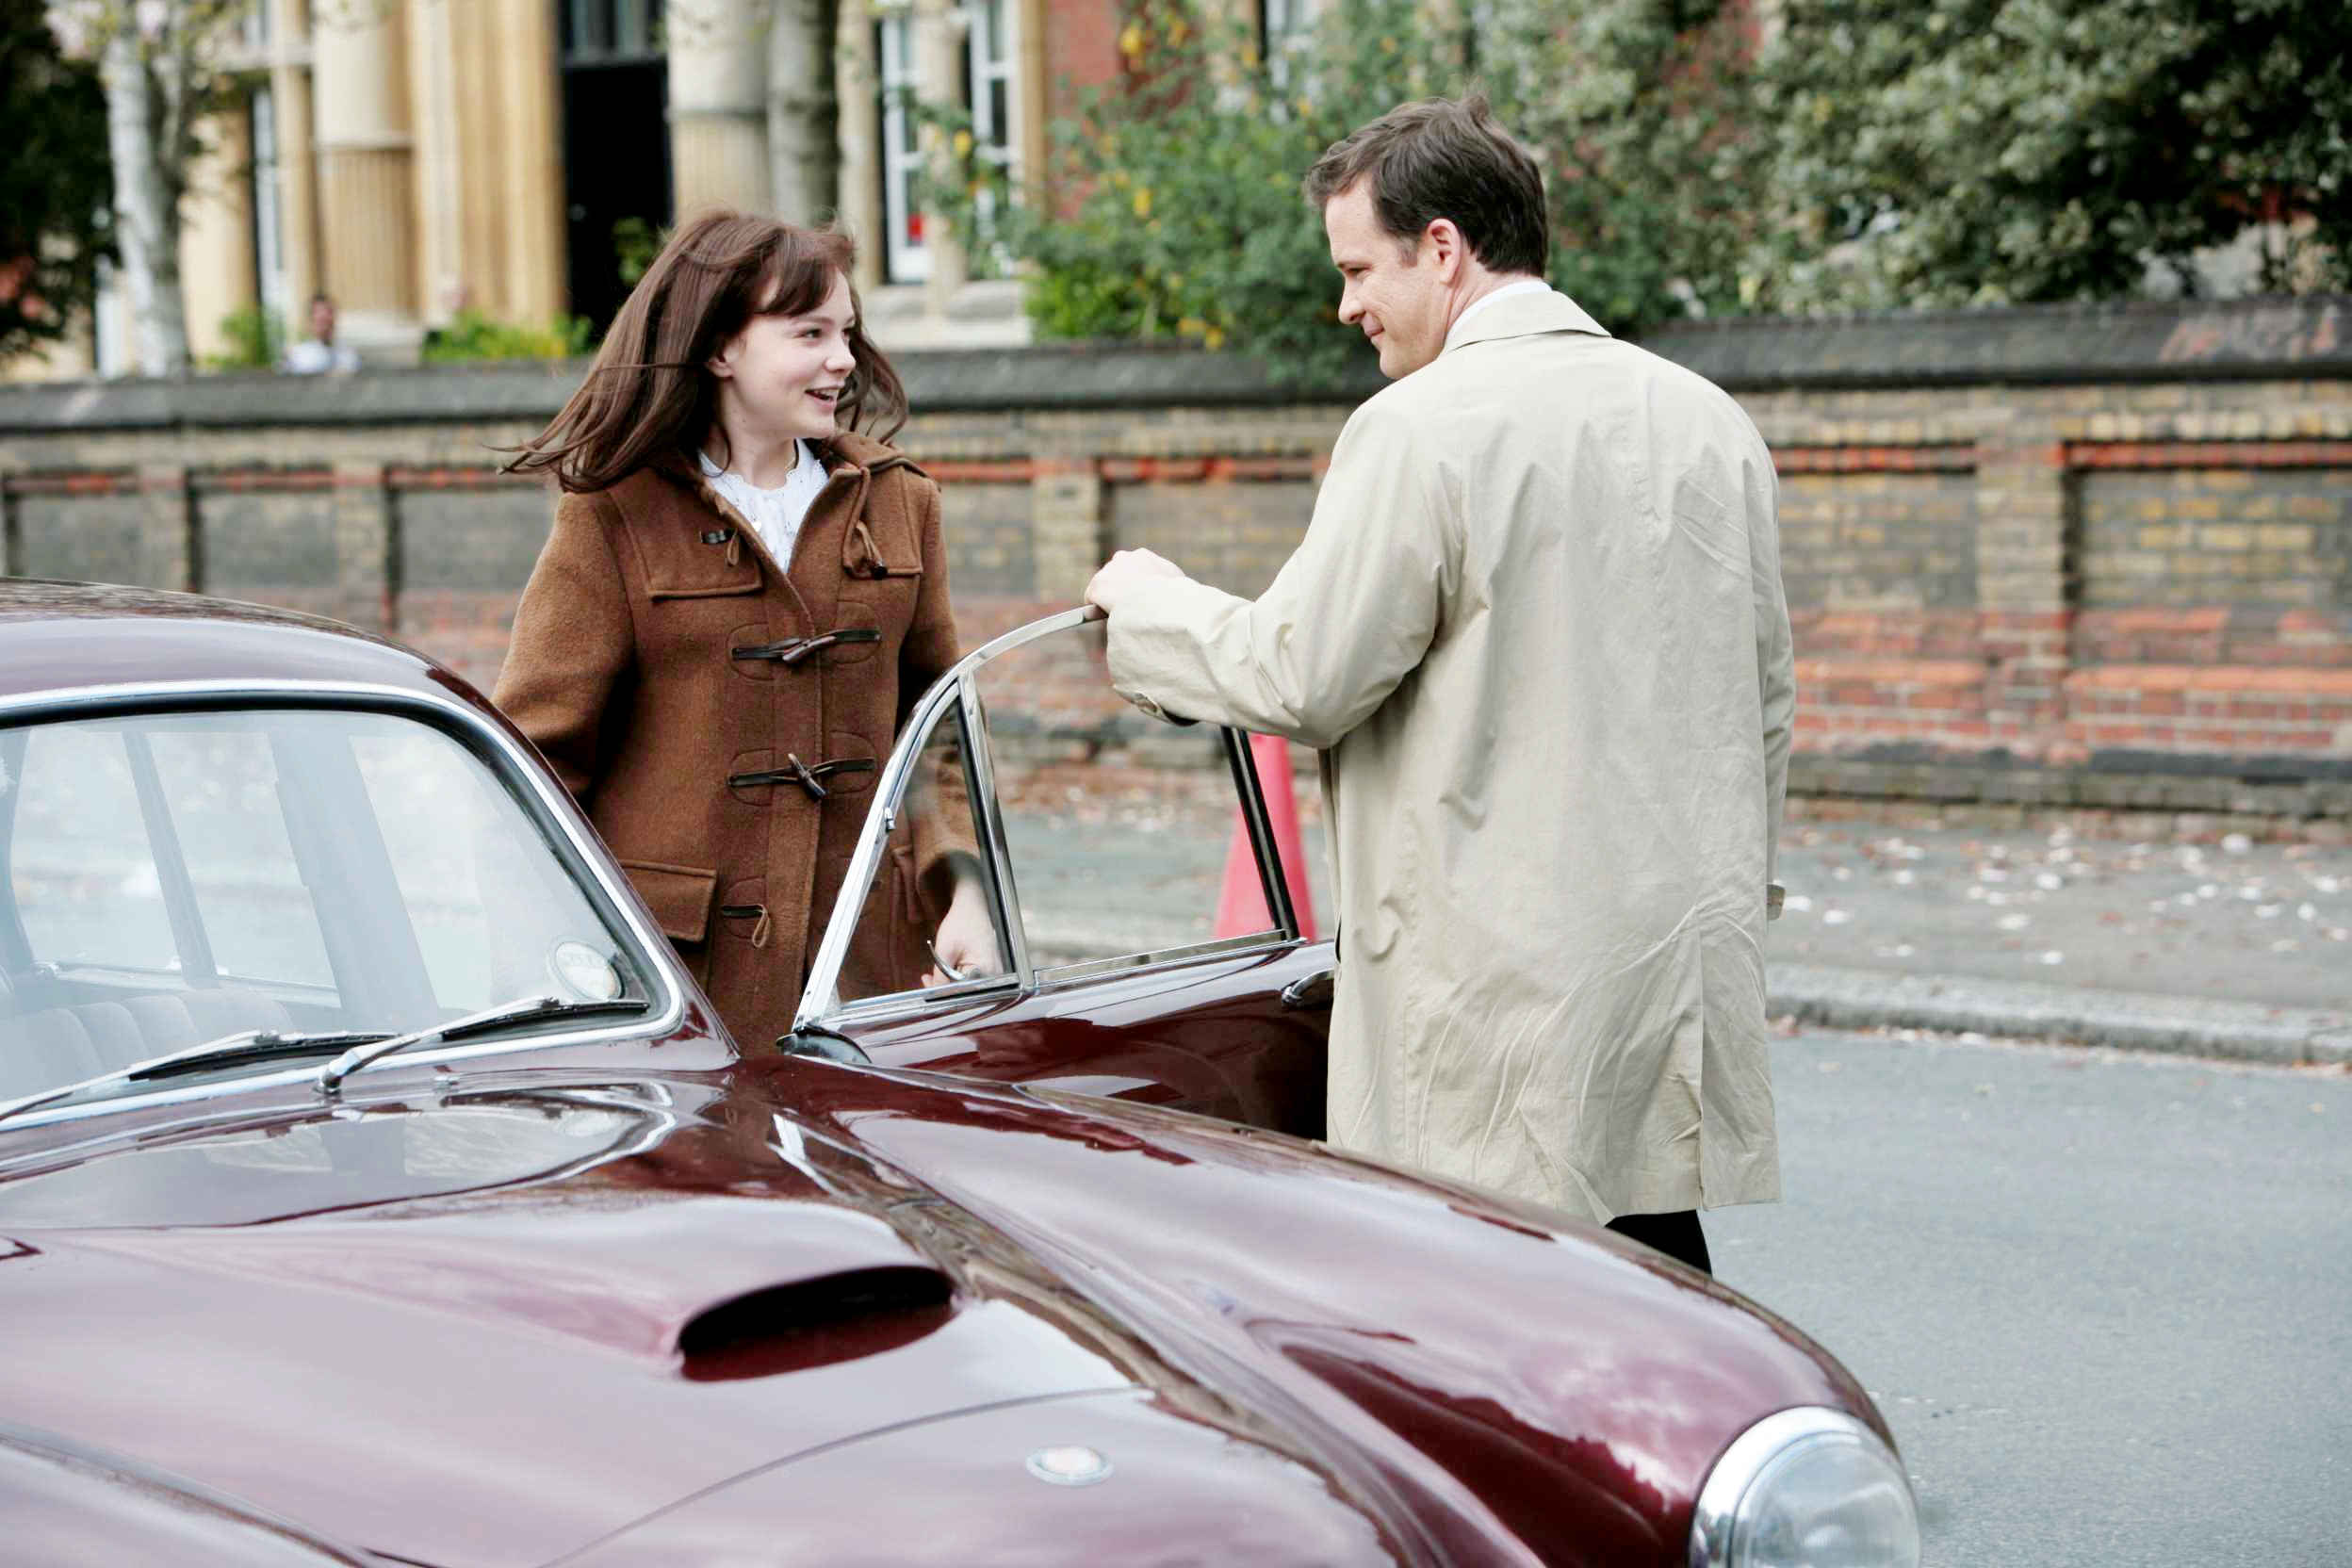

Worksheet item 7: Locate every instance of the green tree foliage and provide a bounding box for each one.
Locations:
[0,10,113,363]
[1477,0,1773,327]
[922,0,1765,381]
[1762,0,2350,306]
[927,0,2344,360]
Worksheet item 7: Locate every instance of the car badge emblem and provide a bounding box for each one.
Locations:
[1025,1446,1112,1487]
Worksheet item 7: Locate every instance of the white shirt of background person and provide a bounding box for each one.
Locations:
[281,338,359,374]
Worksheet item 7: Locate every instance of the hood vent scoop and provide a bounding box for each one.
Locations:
[678,1266,953,1382]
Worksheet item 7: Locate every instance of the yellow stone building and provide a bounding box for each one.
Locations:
[53,0,1258,376]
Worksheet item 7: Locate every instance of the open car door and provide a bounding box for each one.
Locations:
[790,608,1335,1138]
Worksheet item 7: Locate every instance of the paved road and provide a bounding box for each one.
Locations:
[1707,1028,2351,1567]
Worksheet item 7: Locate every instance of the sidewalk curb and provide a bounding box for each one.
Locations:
[1770,963,2352,1067]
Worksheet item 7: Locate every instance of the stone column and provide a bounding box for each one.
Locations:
[911,0,967,313]
[836,3,885,289]
[669,0,774,217]
[768,0,839,225]
[492,0,567,325]
[312,0,420,354]
[179,107,256,366]
[407,0,465,329]
[435,0,565,326]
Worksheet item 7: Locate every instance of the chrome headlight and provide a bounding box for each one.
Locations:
[1689,1407,1919,1568]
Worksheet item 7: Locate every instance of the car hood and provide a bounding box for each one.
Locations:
[0,1058,1873,1568]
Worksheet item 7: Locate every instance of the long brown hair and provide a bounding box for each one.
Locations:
[506,211,907,493]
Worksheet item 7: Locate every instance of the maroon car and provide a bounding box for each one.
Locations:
[0,581,1919,1566]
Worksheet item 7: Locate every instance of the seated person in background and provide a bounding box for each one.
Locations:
[281,293,359,374]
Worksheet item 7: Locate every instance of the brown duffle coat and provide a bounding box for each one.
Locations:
[494,432,968,1050]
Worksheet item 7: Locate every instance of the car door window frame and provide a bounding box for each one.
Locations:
[795,607,1308,1031]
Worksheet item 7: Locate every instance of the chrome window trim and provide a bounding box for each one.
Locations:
[1687,1405,1909,1568]
[792,605,1313,1036]
[825,928,1303,1031]
[0,679,689,1134]
[1032,928,1296,989]
[794,606,1101,1030]
[957,665,1035,988]
[825,971,1021,1029]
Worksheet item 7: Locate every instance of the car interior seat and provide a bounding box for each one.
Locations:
[0,985,296,1103]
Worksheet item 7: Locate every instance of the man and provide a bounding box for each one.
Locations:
[1085,96,1794,1275]
[281,293,358,374]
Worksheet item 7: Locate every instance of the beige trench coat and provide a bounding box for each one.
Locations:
[1106,289,1795,1222]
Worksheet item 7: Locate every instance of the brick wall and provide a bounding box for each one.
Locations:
[1777,466,1978,611]
[4,296,2349,822]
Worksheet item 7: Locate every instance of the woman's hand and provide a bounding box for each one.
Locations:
[924,875,1001,987]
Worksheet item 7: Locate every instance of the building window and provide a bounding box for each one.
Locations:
[562,0,664,62]
[876,8,926,284]
[874,0,1021,286]
[964,0,1015,261]
[560,0,672,332]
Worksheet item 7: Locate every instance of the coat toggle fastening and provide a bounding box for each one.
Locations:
[727,753,875,801]
[730,628,883,666]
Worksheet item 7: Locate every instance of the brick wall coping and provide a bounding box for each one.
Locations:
[5,295,2344,436]
[0,345,1381,435]
[1641,293,2351,390]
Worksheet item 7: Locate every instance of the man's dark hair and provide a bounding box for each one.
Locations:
[1303,95,1548,276]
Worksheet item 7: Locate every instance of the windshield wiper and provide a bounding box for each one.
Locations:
[0,996,651,1127]
[314,994,648,1097]
[0,1028,393,1129]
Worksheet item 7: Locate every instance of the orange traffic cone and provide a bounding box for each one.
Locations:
[1213,732,1317,939]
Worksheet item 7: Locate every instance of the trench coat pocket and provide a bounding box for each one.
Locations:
[619,858,720,943]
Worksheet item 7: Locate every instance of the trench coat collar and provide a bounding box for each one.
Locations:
[1443,286,1610,357]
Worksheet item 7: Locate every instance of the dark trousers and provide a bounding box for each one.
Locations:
[1605,1209,1711,1276]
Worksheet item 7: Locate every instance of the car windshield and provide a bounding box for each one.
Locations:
[0,705,656,1114]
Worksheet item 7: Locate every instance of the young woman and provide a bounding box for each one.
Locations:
[496,211,994,1049]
